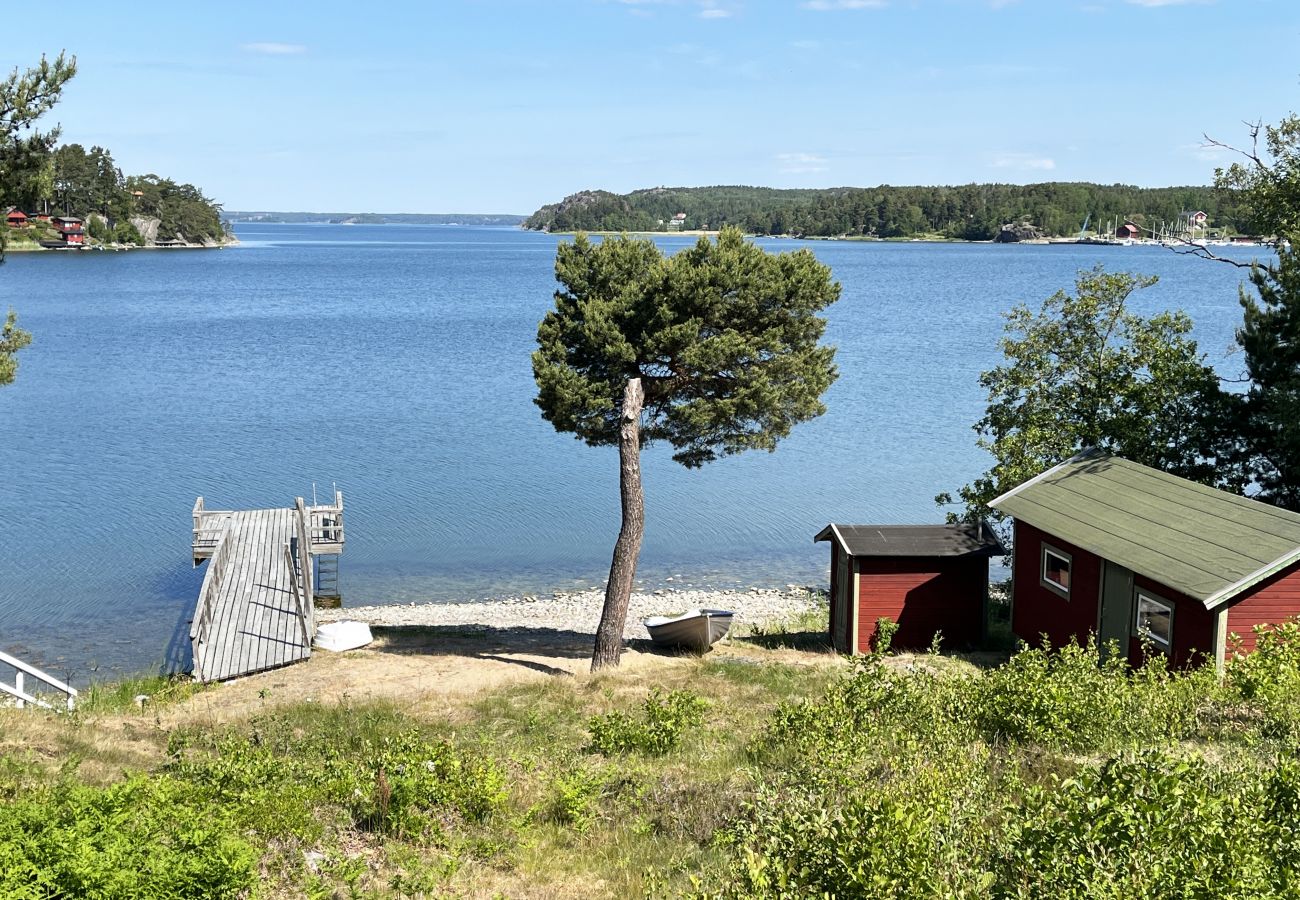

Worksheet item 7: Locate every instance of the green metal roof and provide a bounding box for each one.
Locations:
[989,451,1300,608]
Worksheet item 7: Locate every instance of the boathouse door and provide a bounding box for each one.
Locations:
[1098,560,1134,661]
[833,550,850,652]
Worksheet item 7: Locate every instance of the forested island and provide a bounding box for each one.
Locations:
[524,182,1241,240]
[0,55,228,250]
[225,211,526,226]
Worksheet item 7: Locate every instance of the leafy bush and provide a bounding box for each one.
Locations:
[544,763,606,833]
[169,710,505,841]
[588,689,708,756]
[1226,620,1300,738]
[0,774,257,899]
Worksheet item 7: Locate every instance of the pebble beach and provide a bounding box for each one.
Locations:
[318,585,827,639]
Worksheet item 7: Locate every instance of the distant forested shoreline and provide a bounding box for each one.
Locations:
[524,183,1242,239]
[224,211,527,226]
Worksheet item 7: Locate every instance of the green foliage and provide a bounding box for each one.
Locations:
[588,689,709,756]
[533,227,840,467]
[1235,234,1300,509]
[1,308,32,387]
[169,708,505,841]
[0,773,257,900]
[1214,111,1300,509]
[939,266,1237,524]
[544,763,607,833]
[0,53,76,235]
[700,636,1300,898]
[872,616,899,656]
[993,752,1300,898]
[524,182,1242,239]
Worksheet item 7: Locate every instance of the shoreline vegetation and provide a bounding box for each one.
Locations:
[523,182,1247,241]
[7,605,1300,897]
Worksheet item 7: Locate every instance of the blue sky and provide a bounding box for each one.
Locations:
[7,0,1298,213]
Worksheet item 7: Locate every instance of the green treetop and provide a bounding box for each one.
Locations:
[939,267,1236,526]
[534,226,840,668]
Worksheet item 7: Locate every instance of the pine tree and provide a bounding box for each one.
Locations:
[533,227,840,669]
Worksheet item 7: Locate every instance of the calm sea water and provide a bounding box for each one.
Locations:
[0,225,1269,676]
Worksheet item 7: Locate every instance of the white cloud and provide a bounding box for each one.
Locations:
[1125,0,1211,6]
[241,42,307,55]
[700,6,732,17]
[991,153,1056,171]
[777,152,829,173]
[802,0,886,9]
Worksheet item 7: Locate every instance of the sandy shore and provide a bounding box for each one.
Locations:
[319,585,825,639]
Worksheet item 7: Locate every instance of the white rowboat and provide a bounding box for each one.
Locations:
[643,608,735,652]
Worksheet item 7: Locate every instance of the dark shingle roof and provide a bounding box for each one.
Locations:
[814,522,1004,558]
[990,450,1300,608]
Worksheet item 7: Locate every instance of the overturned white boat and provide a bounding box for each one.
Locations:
[313,620,373,653]
[643,608,735,652]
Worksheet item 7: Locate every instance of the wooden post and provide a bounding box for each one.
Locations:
[285,542,312,649]
[14,671,23,709]
[592,377,645,671]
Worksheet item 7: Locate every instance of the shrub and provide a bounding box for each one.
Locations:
[0,774,257,899]
[588,690,708,756]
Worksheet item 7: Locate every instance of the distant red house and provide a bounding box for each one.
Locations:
[992,451,1300,669]
[52,216,85,245]
[1116,222,1141,239]
[4,208,27,228]
[816,523,1003,653]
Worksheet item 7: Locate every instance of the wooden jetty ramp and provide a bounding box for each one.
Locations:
[189,492,344,683]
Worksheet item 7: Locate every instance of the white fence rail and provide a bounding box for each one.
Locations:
[0,649,78,710]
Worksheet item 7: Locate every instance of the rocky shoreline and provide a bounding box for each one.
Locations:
[318,585,827,639]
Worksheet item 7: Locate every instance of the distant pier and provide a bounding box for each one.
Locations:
[189,492,344,682]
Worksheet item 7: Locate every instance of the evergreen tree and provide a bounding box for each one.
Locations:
[533,227,840,669]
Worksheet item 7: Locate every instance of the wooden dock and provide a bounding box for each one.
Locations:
[189,493,344,683]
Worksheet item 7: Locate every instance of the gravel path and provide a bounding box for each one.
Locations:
[318,585,826,639]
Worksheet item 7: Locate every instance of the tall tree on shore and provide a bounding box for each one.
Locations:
[1213,111,1300,509]
[534,227,840,670]
[0,52,76,258]
[938,267,1238,526]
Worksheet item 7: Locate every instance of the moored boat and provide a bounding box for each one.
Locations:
[643,608,735,652]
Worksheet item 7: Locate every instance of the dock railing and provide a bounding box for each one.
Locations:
[192,496,233,562]
[306,490,345,548]
[190,527,236,672]
[0,649,78,710]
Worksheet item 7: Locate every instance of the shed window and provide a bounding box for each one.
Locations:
[1135,593,1174,649]
[1041,545,1071,597]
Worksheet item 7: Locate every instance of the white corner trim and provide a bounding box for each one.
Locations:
[988,449,1100,511]
[827,523,851,557]
[1203,547,1300,610]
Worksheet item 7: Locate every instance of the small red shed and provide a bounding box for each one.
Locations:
[1116,221,1141,239]
[991,450,1300,669]
[5,207,28,228]
[815,522,1004,654]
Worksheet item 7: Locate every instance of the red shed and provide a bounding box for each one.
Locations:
[815,522,1003,654]
[1116,221,1141,239]
[5,207,28,228]
[992,450,1300,669]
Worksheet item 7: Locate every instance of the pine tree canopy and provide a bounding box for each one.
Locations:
[533,226,840,468]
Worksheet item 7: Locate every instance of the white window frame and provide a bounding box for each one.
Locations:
[1040,544,1072,598]
[1134,591,1174,650]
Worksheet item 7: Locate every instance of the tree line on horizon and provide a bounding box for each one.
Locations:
[524,181,1244,240]
[0,54,227,247]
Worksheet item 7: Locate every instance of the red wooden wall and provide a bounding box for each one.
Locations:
[1226,564,1300,653]
[1010,521,1100,650]
[854,556,986,653]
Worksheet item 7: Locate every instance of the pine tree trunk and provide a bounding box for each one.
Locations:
[591,377,645,671]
